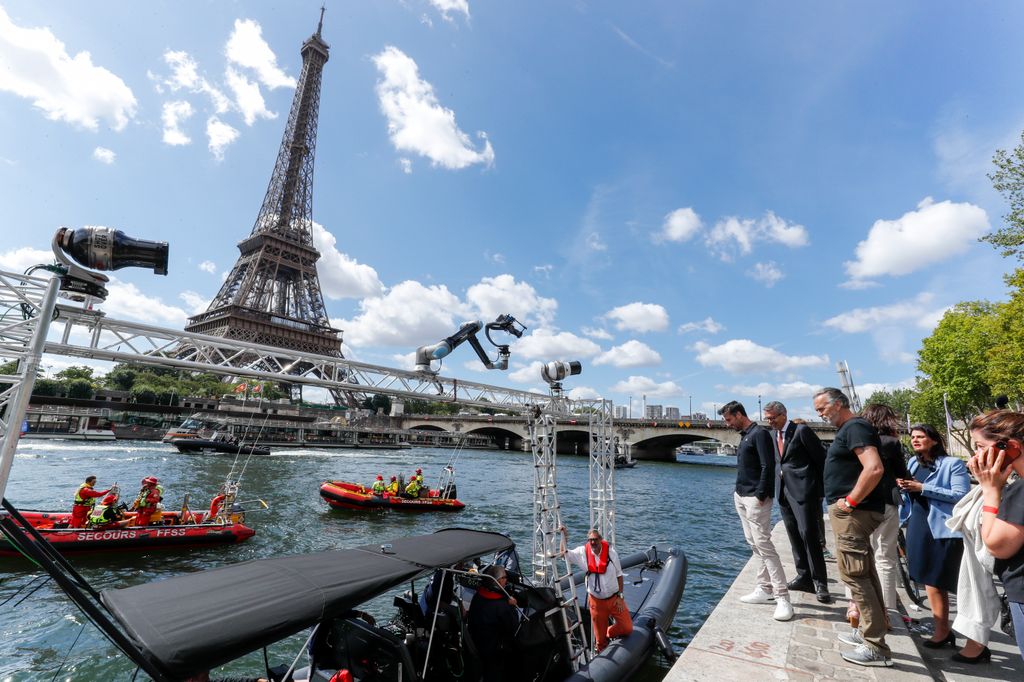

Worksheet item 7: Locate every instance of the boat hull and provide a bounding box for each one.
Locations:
[319,480,465,512]
[0,509,255,557]
[567,547,688,681]
[170,438,271,456]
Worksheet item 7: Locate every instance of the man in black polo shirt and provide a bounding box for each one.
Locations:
[720,400,793,622]
[812,387,892,668]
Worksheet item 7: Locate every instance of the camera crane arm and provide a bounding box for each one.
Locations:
[414,314,525,375]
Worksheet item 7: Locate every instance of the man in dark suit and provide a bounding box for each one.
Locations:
[764,401,832,604]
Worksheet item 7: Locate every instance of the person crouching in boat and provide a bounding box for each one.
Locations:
[131,476,163,526]
[386,475,400,495]
[403,476,422,499]
[371,475,386,496]
[89,492,131,529]
[71,475,110,528]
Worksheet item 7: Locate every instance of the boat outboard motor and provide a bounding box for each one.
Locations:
[654,625,677,662]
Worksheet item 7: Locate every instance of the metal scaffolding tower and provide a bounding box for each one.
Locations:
[588,399,616,547]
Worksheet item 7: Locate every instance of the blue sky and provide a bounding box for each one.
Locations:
[1,1,1022,419]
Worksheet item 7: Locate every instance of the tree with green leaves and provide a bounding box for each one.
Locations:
[863,387,917,427]
[913,301,999,450]
[985,130,1024,259]
[984,268,1024,406]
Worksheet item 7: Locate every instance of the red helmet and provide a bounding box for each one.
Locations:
[416,468,422,474]
[102,494,117,505]
[142,476,158,486]
[376,475,383,480]
[390,476,397,481]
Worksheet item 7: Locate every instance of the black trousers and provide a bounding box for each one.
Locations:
[779,486,828,587]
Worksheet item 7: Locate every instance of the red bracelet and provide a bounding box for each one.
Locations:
[845,496,858,508]
[982,505,999,514]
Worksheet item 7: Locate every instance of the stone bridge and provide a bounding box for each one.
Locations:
[397,415,836,462]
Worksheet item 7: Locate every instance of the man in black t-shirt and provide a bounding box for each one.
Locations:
[812,388,892,668]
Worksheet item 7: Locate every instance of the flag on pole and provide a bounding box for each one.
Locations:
[234,383,247,394]
[942,393,954,443]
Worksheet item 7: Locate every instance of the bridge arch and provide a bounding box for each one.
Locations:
[631,434,729,460]
[464,426,524,450]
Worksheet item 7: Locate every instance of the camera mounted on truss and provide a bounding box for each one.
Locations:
[50,226,169,300]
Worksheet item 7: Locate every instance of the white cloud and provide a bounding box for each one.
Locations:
[585,232,607,251]
[533,264,553,278]
[337,280,470,347]
[484,250,505,265]
[0,246,53,272]
[178,290,210,315]
[655,207,703,243]
[0,7,136,130]
[372,46,494,170]
[162,100,194,145]
[749,261,784,287]
[225,67,275,126]
[158,50,230,113]
[513,329,602,360]
[677,317,724,335]
[509,361,543,384]
[694,339,829,375]
[858,378,916,399]
[102,279,188,326]
[593,340,661,368]
[581,326,613,341]
[706,211,809,261]
[225,19,296,90]
[311,222,385,300]
[609,375,683,398]
[206,116,239,160]
[844,197,989,284]
[604,302,669,333]
[465,274,557,327]
[822,293,948,334]
[568,386,601,400]
[92,147,115,164]
[429,0,470,21]
[198,260,216,274]
[399,158,412,174]
[724,381,823,401]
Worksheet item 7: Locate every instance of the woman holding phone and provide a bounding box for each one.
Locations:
[897,424,970,648]
[970,409,1024,662]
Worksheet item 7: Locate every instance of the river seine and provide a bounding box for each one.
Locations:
[0,441,750,680]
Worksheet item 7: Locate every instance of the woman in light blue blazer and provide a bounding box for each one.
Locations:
[897,424,970,649]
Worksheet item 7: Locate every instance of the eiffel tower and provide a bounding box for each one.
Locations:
[185,11,343,372]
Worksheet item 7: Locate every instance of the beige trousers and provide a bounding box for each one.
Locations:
[734,492,789,599]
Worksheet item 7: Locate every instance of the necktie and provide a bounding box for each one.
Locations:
[777,430,785,458]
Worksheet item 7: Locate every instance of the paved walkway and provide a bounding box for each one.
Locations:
[665,517,1023,681]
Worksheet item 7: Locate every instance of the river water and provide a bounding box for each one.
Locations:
[0,441,750,681]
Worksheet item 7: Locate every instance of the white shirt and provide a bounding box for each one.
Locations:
[566,543,624,599]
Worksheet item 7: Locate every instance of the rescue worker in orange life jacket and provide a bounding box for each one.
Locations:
[71,475,109,528]
[385,475,400,495]
[371,475,386,495]
[561,527,634,653]
[131,476,163,526]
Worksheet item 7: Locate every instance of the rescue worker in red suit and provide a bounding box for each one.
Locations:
[70,475,109,528]
[561,527,634,653]
[131,476,163,526]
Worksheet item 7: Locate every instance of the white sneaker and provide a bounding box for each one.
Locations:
[739,587,776,604]
[773,598,794,621]
[838,628,865,646]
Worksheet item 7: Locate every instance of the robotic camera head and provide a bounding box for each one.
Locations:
[52,226,169,300]
[541,360,582,387]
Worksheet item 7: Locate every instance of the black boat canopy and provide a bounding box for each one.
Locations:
[100,528,514,678]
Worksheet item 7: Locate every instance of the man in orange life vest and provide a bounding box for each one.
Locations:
[71,475,109,528]
[561,527,633,652]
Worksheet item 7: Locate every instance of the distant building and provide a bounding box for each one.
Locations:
[645,404,663,419]
[664,406,680,420]
[613,405,628,419]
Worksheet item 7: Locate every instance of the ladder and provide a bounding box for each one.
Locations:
[529,392,591,670]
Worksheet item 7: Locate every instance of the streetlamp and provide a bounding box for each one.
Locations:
[688,395,692,418]
[628,395,632,419]
[758,395,762,421]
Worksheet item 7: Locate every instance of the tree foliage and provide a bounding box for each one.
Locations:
[985,130,1024,259]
